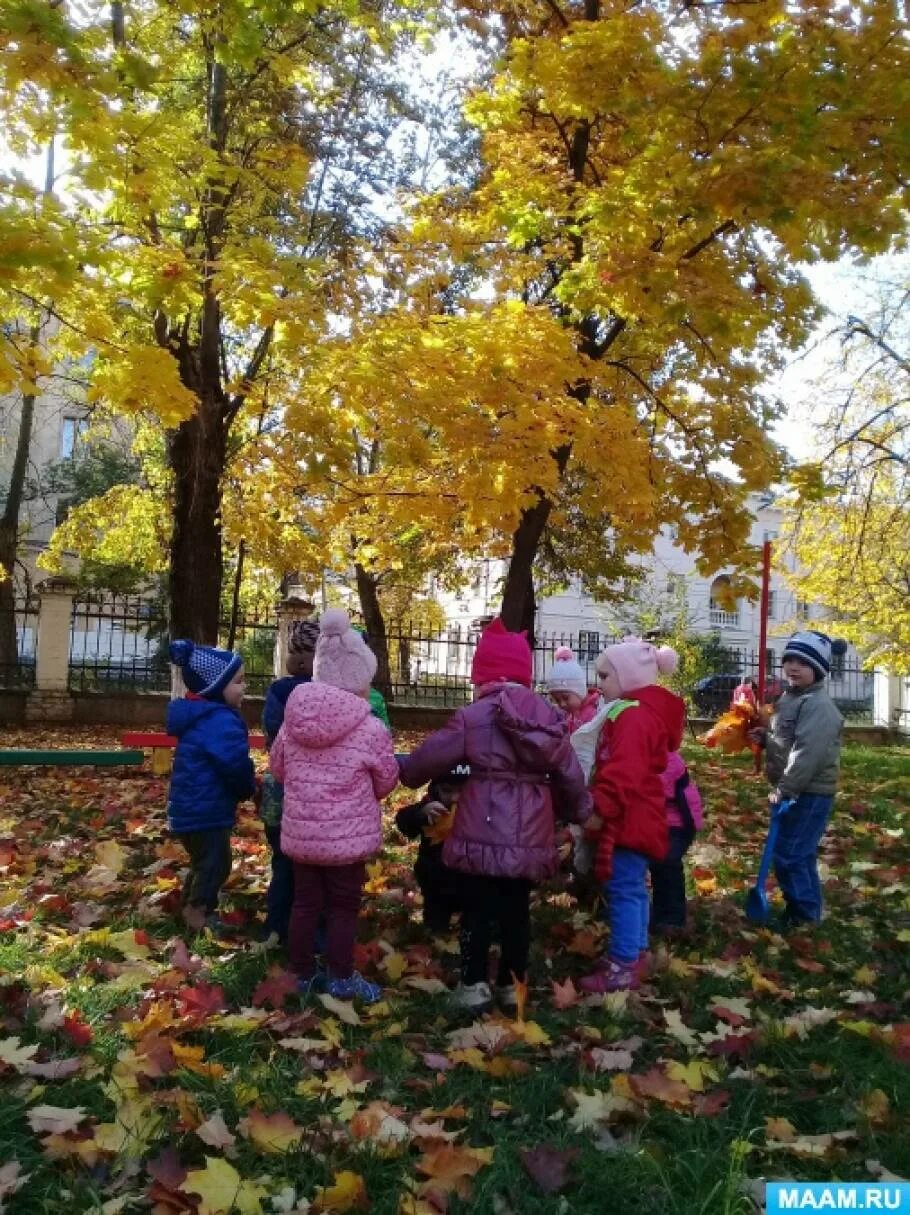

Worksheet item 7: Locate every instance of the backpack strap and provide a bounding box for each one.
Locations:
[604,698,639,722]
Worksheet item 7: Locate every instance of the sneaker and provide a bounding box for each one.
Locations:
[451,981,493,1013]
[297,971,326,998]
[495,983,518,1014]
[326,971,383,1004]
[579,958,640,994]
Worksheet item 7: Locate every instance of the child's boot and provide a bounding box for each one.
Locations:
[296,970,326,999]
[579,958,640,994]
[495,983,519,1015]
[451,981,492,1013]
[326,971,382,1004]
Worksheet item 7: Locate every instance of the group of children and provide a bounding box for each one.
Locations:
[165,613,843,1009]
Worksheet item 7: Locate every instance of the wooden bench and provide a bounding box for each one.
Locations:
[0,749,145,767]
[121,731,266,775]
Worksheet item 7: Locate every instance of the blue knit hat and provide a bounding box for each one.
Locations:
[782,630,832,679]
[169,639,243,699]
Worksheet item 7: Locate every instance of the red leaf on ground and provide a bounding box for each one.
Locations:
[146,1146,188,1191]
[694,1089,731,1117]
[60,1012,93,1047]
[519,1145,579,1194]
[176,982,226,1019]
[252,967,299,1009]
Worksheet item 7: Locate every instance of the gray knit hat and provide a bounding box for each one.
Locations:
[288,618,320,655]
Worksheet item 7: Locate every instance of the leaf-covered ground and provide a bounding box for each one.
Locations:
[0,726,907,1214]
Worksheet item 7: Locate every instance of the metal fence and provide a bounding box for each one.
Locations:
[69,594,171,693]
[689,646,875,721]
[0,594,39,689]
[66,594,278,696]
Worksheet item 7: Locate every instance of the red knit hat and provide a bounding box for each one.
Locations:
[470,618,532,687]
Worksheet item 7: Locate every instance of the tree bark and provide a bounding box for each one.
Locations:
[166,402,226,642]
[226,537,245,649]
[354,562,392,700]
[0,375,37,671]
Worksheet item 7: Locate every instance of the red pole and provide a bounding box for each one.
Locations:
[757,539,771,703]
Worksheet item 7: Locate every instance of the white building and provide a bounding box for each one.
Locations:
[432,493,872,710]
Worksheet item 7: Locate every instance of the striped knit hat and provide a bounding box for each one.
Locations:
[782,630,832,679]
[169,639,242,699]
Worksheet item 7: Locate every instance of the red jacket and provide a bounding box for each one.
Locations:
[398,685,591,881]
[592,685,686,881]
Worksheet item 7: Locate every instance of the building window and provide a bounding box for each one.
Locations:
[54,498,72,526]
[709,575,739,627]
[831,648,846,678]
[766,590,776,620]
[762,529,778,543]
[577,631,600,661]
[666,573,685,597]
[796,599,810,619]
[60,417,88,459]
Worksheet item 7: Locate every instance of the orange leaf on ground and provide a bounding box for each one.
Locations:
[551,977,581,1010]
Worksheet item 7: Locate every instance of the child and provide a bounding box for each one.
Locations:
[396,764,469,935]
[167,639,256,933]
[649,752,703,937]
[546,646,601,731]
[750,631,843,928]
[259,617,320,943]
[271,609,399,1001]
[398,618,591,1014]
[579,636,685,993]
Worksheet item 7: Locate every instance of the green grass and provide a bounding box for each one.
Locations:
[0,738,906,1213]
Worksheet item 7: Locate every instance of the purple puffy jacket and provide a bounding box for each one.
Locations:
[398,685,592,881]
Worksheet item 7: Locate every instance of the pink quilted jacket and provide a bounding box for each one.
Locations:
[272,682,399,865]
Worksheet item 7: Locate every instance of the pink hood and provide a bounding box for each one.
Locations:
[272,681,399,866]
[283,680,372,748]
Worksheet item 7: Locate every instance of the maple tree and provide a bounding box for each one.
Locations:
[0,0,439,641]
[783,282,910,667]
[410,0,910,631]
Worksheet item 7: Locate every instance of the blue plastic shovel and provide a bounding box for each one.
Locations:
[745,798,794,924]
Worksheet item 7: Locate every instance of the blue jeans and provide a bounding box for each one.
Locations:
[605,848,650,964]
[264,822,294,941]
[773,793,834,922]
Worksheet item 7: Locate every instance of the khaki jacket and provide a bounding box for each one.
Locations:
[766,681,843,798]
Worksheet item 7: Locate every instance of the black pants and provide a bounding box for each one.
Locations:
[415,854,462,933]
[648,825,695,929]
[177,828,233,913]
[458,873,532,986]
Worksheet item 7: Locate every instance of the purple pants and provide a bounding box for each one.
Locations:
[289,860,366,979]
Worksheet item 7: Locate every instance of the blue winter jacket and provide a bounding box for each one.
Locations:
[166,697,256,834]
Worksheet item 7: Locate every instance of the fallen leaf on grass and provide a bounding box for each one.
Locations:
[238,1108,305,1154]
[630,1067,694,1108]
[252,967,300,1008]
[519,1144,579,1194]
[404,977,448,996]
[867,1160,907,1182]
[415,1144,494,1202]
[312,1170,368,1212]
[764,1129,857,1158]
[664,1009,699,1048]
[551,977,581,1009]
[182,1156,267,1215]
[588,1047,634,1073]
[858,1089,890,1126]
[195,1110,237,1151]
[0,1037,39,1070]
[0,1161,30,1209]
[26,1104,87,1135]
[319,994,362,1026]
[665,1059,720,1093]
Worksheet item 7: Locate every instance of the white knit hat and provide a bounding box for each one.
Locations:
[546,646,588,699]
[313,609,377,694]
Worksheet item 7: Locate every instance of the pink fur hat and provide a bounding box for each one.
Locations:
[313,608,377,694]
[601,635,678,695]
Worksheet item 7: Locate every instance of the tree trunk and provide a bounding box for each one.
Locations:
[226,537,245,649]
[0,383,36,671]
[354,563,392,700]
[167,403,226,642]
[499,442,571,641]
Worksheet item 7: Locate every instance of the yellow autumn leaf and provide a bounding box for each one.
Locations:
[380,951,408,982]
[665,1060,719,1093]
[312,1169,368,1212]
[238,1108,304,1154]
[183,1156,267,1215]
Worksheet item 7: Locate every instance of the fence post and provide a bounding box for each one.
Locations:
[872,669,901,730]
[274,594,316,678]
[26,576,76,722]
